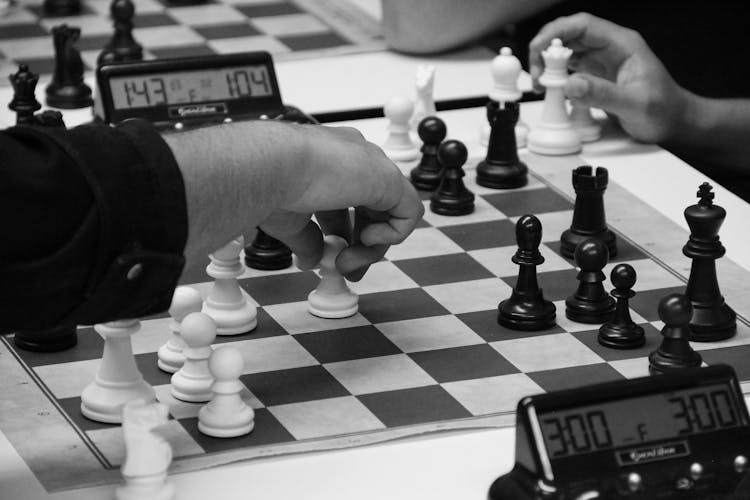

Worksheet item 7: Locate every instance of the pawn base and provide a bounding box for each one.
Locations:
[45,83,93,110]
[573,122,602,143]
[689,303,737,342]
[430,193,475,216]
[498,297,556,332]
[157,342,184,374]
[476,159,528,190]
[384,146,420,163]
[649,348,702,375]
[170,378,212,403]
[308,290,358,319]
[14,324,77,352]
[527,126,582,156]
[202,300,257,336]
[560,228,617,260]
[198,406,255,438]
[410,166,443,192]
[565,296,616,324]
[244,244,292,271]
[598,322,645,349]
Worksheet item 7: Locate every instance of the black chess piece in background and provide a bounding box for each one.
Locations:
[560,166,617,259]
[683,183,736,341]
[498,214,556,331]
[8,64,42,125]
[245,229,292,271]
[98,0,143,65]
[598,263,645,348]
[476,101,527,189]
[410,116,446,191]
[649,293,702,375]
[43,0,81,16]
[565,238,616,323]
[430,140,474,216]
[46,24,93,109]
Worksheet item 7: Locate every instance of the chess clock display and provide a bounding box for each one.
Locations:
[96,51,315,128]
[488,365,750,500]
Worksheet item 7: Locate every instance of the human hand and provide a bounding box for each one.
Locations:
[259,125,424,281]
[529,12,690,144]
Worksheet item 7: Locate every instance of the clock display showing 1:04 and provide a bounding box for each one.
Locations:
[109,65,274,110]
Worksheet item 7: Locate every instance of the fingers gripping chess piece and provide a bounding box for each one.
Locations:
[116,400,175,500]
[81,319,156,424]
[598,264,645,349]
[157,286,203,373]
[410,116,447,191]
[480,47,528,148]
[565,238,616,324]
[171,312,216,403]
[308,235,359,318]
[198,347,255,438]
[202,236,257,335]
[649,293,702,375]
[527,39,582,155]
[411,64,436,129]
[383,95,420,162]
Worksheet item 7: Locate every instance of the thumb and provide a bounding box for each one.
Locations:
[566,73,636,117]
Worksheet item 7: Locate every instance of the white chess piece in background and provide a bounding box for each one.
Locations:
[570,103,602,142]
[157,286,202,373]
[308,235,359,319]
[170,312,215,403]
[480,47,528,148]
[411,64,436,129]
[383,95,420,162]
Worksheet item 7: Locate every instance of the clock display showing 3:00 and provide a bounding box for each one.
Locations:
[108,65,274,110]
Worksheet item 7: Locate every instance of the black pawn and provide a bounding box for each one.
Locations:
[498,214,556,331]
[560,166,617,259]
[97,0,143,65]
[245,229,292,270]
[410,116,447,191]
[43,0,81,16]
[46,25,93,109]
[8,64,42,125]
[649,293,702,375]
[683,183,736,342]
[598,264,645,349]
[565,238,616,323]
[476,101,527,189]
[430,140,474,216]
[14,324,77,352]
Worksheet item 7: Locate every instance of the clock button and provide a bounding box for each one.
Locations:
[174,122,184,131]
[735,455,748,473]
[223,117,232,124]
[573,491,600,500]
[689,462,703,480]
[627,472,643,492]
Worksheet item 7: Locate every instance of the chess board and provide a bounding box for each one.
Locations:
[2,150,750,493]
[0,0,384,84]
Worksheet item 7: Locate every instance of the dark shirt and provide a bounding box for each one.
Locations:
[0,119,188,333]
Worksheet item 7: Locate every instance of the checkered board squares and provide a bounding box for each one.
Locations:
[0,0,384,82]
[4,156,750,493]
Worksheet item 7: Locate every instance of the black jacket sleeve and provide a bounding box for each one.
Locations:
[0,119,188,333]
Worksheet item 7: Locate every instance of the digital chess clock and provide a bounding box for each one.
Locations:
[95,51,315,128]
[489,365,750,499]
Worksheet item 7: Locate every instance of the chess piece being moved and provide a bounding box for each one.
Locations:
[308,235,359,319]
[382,95,420,162]
[683,183,736,341]
[430,140,475,215]
[570,104,602,142]
[245,228,292,271]
[171,312,215,403]
[476,101,528,189]
[116,400,175,500]
[202,236,257,335]
[410,64,436,129]
[410,115,447,191]
[8,64,42,125]
[98,0,143,65]
[157,286,203,373]
[527,39,582,155]
[565,238,616,324]
[45,24,93,109]
[198,347,255,438]
[560,166,617,259]
[649,293,702,375]
[43,0,80,16]
[480,47,528,148]
[598,264,645,349]
[81,319,156,424]
[498,215,556,331]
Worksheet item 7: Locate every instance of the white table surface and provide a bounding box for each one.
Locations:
[2,100,749,500]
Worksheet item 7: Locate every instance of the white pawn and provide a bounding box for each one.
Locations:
[308,235,358,319]
[202,236,257,335]
[480,47,528,148]
[157,286,203,373]
[383,95,420,162]
[527,38,582,155]
[170,312,215,403]
[410,64,436,129]
[570,103,602,142]
[81,319,155,424]
[198,347,255,438]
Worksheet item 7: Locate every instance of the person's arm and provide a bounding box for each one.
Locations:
[382,0,561,54]
[529,12,750,175]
